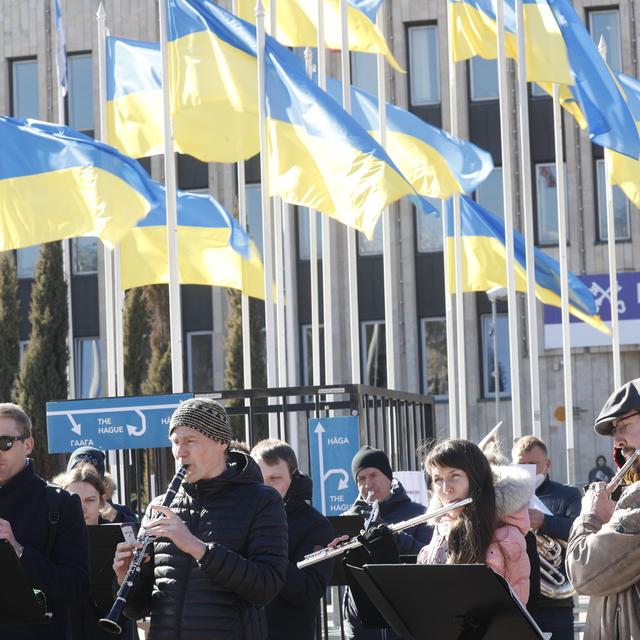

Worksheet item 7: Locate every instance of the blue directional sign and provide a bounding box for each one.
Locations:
[308,416,361,516]
[46,393,193,453]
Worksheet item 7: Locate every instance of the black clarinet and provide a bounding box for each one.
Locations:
[99,465,187,635]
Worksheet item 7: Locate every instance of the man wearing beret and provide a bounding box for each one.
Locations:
[566,378,640,640]
[113,398,288,640]
[342,446,432,640]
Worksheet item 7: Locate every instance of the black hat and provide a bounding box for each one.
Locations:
[351,445,393,481]
[594,378,640,436]
[67,446,106,477]
[169,398,232,444]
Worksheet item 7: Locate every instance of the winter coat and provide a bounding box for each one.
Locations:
[534,475,581,609]
[0,460,90,640]
[418,464,532,605]
[265,471,334,640]
[566,481,640,640]
[124,451,288,640]
[343,479,432,640]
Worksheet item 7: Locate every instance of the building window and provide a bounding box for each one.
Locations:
[416,198,443,253]
[421,317,448,398]
[75,337,102,398]
[351,51,378,97]
[11,58,39,119]
[481,314,510,399]
[536,162,568,246]
[187,331,214,392]
[469,57,498,101]
[408,25,440,106]
[297,207,322,260]
[301,324,325,385]
[596,159,630,242]
[589,9,622,72]
[68,53,93,132]
[245,184,263,257]
[358,218,383,256]
[16,245,41,279]
[361,321,386,387]
[72,237,99,274]
[475,167,504,219]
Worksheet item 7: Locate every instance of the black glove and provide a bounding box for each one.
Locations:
[357,523,399,564]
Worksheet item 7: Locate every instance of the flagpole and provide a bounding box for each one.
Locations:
[552,84,575,485]
[317,0,336,385]
[375,6,399,391]
[514,0,542,437]
[51,0,76,399]
[496,0,522,439]
[231,0,253,397]
[269,0,288,388]
[256,0,279,436]
[95,2,117,399]
[445,2,462,438]
[114,251,125,395]
[339,0,362,385]
[598,37,622,389]
[304,46,322,386]
[159,0,184,393]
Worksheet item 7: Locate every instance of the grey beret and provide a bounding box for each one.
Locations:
[594,379,640,435]
[169,398,232,443]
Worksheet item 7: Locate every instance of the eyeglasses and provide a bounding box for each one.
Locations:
[611,411,640,436]
[0,435,28,452]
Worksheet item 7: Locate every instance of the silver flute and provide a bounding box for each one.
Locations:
[297,497,473,569]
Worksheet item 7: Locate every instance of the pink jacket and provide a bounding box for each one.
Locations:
[485,504,530,605]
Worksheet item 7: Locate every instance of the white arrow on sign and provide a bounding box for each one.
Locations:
[126,410,147,437]
[315,423,326,513]
[323,468,349,491]
[69,415,82,436]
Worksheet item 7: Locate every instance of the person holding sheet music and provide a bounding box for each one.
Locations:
[0,403,89,640]
[417,439,532,605]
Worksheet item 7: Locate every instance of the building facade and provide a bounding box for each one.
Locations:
[2,0,638,483]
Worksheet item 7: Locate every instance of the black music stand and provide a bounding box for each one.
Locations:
[326,515,364,586]
[348,563,546,640]
[0,539,48,625]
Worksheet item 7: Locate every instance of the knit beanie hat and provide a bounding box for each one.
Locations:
[67,446,106,477]
[351,445,393,481]
[169,398,232,444]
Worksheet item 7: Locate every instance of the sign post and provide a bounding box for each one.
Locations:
[46,394,192,453]
[308,416,361,515]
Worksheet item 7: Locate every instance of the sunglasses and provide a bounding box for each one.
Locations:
[611,411,640,436]
[0,435,29,452]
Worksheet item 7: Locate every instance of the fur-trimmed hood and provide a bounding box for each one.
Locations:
[427,464,533,532]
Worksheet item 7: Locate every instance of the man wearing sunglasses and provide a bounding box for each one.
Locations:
[566,379,640,640]
[0,403,89,640]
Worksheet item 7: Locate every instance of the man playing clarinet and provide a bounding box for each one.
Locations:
[112,398,288,640]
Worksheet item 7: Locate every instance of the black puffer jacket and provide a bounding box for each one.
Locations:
[266,471,334,640]
[343,480,432,640]
[0,460,89,640]
[124,451,288,640]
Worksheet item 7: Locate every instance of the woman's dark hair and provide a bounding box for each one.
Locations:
[425,439,496,565]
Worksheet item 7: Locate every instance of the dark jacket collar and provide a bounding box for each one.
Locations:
[0,458,35,493]
[283,471,312,513]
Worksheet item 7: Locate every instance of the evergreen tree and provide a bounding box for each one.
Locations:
[141,285,172,395]
[0,252,19,402]
[124,287,149,396]
[16,242,68,479]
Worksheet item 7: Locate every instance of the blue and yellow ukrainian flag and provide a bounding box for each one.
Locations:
[544,0,640,160]
[445,195,609,334]
[106,37,163,158]
[607,73,640,207]
[236,0,402,72]
[0,117,157,251]
[327,78,494,199]
[168,0,430,238]
[448,0,572,84]
[120,181,265,298]
[167,0,259,162]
